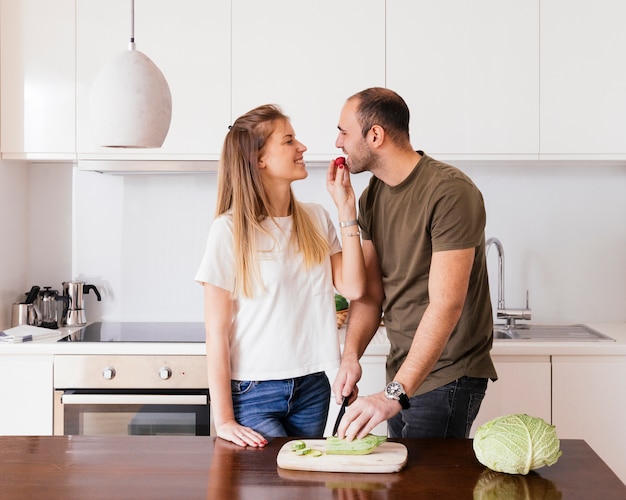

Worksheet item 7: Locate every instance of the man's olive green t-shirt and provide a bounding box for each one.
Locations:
[358,153,497,395]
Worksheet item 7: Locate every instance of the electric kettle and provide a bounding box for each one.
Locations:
[62,281,102,326]
[36,287,70,329]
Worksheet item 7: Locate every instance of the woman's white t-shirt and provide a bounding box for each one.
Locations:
[195,203,342,381]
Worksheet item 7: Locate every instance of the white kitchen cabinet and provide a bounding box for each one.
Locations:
[231,0,386,162]
[386,0,539,160]
[540,0,626,158]
[0,355,54,435]
[76,0,231,160]
[552,356,626,484]
[0,0,75,159]
[470,355,552,436]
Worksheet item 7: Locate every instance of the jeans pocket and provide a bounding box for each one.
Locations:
[231,380,256,396]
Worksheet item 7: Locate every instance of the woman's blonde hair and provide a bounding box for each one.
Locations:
[215,104,329,298]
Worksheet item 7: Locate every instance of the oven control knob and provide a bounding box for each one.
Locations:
[159,367,172,380]
[102,367,116,380]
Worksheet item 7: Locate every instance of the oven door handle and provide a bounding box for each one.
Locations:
[60,394,208,405]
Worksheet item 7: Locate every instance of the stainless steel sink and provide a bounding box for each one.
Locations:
[493,324,615,342]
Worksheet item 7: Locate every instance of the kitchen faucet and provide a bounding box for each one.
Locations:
[485,237,532,328]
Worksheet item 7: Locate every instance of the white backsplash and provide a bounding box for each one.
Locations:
[73,171,214,322]
[2,160,624,330]
[70,162,626,325]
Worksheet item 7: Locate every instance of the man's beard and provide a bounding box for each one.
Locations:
[347,147,378,175]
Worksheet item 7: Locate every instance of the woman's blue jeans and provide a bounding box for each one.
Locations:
[388,376,488,438]
[231,372,330,438]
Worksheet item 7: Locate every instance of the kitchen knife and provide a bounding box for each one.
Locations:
[331,396,349,436]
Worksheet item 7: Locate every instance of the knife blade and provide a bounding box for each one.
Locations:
[331,396,349,436]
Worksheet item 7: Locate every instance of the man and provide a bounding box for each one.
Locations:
[333,87,496,440]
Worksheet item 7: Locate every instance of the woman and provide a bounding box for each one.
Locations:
[195,104,365,447]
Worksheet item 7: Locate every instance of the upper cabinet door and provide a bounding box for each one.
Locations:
[386,0,539,160]
[231,0,386,162]
[76,0,231,159]
[0,0,76,159]
[541,0,626,158]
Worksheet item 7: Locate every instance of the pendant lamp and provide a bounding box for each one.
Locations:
[90,0,172,148]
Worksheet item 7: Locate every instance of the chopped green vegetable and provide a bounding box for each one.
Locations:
[473,414,562,475]
[335,293,349,311]
[325,434,387,455]
[308,449,322,457]
[296,447,312,455]
[290,440,306,451]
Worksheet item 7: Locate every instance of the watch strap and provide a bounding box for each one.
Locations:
[398,392,410,410]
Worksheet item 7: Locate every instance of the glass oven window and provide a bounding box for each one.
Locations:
[60,390,210,436]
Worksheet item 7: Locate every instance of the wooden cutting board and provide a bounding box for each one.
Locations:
[276,439,408,473]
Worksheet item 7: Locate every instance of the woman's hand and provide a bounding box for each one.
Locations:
[327,158,356,219]
[216,420,268,448]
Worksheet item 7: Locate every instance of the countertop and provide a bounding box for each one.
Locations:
[1,322,625,356]
[0,435,623,499]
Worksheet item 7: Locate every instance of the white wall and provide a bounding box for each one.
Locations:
[2,160,624,328]
[72,161,626,325]
[466,163,626,324]
[0,160,28,329]
[28,163,73,287]
[0,161,73,330]
[72,170,217,322]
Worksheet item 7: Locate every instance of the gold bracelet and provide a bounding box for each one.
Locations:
[342,231,360,237]
[339,219,358,228]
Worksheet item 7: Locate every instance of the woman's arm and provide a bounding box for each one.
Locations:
[203,283,267,447]
[327,160,366,300]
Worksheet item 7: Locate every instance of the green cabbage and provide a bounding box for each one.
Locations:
[473,414,562,475]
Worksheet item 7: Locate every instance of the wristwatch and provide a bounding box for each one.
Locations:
[384,381,411,409]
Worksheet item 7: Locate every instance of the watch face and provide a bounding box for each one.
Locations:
[386,381,402,398]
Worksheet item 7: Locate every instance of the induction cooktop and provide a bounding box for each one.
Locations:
[59,322,206,343]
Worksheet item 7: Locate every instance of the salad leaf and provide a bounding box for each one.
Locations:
[473,414,562,475]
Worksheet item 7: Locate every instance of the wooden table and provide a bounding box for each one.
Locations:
[0,436,624,499]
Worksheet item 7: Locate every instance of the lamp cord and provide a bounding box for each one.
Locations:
[130,0,135,43]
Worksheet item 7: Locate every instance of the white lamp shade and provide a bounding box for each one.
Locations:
[90,47,172,148]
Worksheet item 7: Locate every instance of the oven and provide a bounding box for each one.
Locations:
[54,322,210,436]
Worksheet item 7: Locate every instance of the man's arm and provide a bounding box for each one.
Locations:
[392,247,475,396]
[337,247,475,440]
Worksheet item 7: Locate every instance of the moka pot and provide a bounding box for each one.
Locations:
[62,281,102,326]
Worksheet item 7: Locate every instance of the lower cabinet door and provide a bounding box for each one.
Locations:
[470,355,551,436]
[552,355,626,484]
[0,355,54,435]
